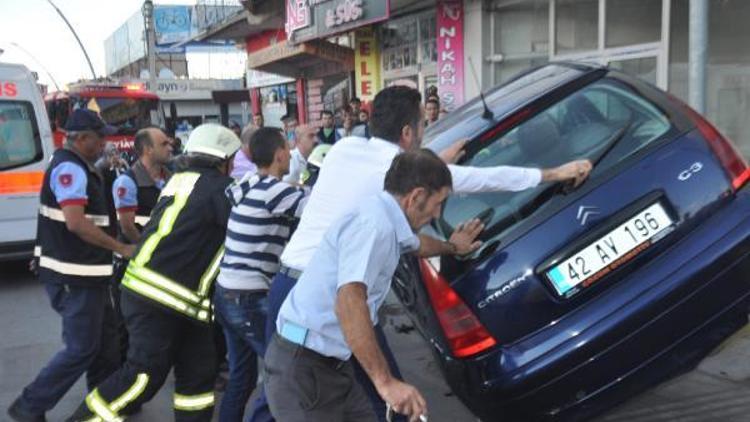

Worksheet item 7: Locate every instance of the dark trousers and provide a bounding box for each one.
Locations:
[14,283,120,416]
[247,272,405,422]
[69,292,217,422]
[214,285,268,422]
[265,334,375,422]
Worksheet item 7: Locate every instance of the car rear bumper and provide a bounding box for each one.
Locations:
[435,187,750,421]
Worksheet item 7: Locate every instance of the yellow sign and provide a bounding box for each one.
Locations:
[354,27,381,103]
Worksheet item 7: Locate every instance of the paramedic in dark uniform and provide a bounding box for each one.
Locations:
[8,109,135,422]
[110,127,172,363]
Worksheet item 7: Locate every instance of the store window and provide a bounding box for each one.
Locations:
[381,17,419,72]
[605,0,661,48]
[669,0,750,158]
[492,0,549,85]
[555,0,598,54]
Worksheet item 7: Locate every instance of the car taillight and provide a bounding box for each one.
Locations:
[419,259,496,358]
[683,105,750,190]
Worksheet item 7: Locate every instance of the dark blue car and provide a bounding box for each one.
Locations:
[393,62,750,421]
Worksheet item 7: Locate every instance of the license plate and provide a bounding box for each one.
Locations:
[546,202,674,297]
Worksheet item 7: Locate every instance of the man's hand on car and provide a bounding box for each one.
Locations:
[438,138,468,164]
[449,218,484,255]
[542,159,593,187]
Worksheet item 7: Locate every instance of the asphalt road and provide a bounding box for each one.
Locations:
[3,259,750,422]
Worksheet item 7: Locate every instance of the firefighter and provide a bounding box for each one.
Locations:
[66,123,241,422]
[8,109,134,422]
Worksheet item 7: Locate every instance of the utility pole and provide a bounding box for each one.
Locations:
[142,0,158,92]
[689,0,708,114]
[46,0,97,80]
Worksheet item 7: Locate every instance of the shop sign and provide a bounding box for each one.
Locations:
[247,69,296,89]
[286,0,311,35]
[355,27,381,102]
[437,0,465,112]
[286,0,389,43]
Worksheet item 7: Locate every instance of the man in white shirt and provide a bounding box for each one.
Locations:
[248,86,592,422]
[283,124,317,184]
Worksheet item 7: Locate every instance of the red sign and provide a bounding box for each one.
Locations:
[286,0,311,37]
[0,82,18,97]
[437,1,465,112]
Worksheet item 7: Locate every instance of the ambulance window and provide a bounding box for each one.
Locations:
[0,101,42,170]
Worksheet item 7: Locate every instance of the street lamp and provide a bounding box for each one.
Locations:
[141,0,157,90]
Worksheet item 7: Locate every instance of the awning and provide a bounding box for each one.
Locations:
[247,40,354,79]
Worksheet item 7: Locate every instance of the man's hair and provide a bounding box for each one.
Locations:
[134,128,154,157]
[370,86,422,143]
[426,98,440,108]
[340,105,353,116]
[350,97,361,105]
[240,125,256,146]
[359,109,369,117]
[320,110,333,119]
[249,127,287,168]
[384,149,452,196]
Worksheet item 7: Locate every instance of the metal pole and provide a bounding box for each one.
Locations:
[688,0,708,113]
[46,0,97,80]
[143,0,158,92]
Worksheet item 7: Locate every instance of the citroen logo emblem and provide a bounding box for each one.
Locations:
[577,205,600,226]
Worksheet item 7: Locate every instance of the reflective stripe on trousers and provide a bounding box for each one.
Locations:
[174,391,215,411]
[84,373,149,422]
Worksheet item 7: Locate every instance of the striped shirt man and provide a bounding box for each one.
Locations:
[218,174,309,291]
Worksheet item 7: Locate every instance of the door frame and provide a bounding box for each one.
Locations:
[549,0,671,90]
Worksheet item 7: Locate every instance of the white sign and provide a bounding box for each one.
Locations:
[246,69,295,89]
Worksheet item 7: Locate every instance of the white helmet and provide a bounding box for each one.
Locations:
[184,123,241,160]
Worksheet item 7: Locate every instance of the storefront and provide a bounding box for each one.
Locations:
[482,0,750,157]
[379,10,438,98]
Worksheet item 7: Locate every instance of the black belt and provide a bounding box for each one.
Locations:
[273,333,348,370]
[279,265,302,280]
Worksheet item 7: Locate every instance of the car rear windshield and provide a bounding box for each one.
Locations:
[0,100,42,171]
[441,77,676,239]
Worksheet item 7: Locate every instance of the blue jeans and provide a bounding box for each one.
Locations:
[214,285,268,422]
[15,283,120,415]
[247,272,405,422]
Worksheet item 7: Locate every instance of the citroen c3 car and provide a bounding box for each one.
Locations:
[392,62,750,421]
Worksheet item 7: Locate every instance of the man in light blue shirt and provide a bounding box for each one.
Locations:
[266,149,459,422]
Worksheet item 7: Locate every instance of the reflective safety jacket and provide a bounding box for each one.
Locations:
[35,148,113,286]
[116,161,170,244]
[121,166,233,323]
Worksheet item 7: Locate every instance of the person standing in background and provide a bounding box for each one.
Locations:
[231,126,258,180]
[425,99,440,127]
[317,110,340,145]
[284,124,318,185]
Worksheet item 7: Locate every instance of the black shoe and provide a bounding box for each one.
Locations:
[7,398,46,422]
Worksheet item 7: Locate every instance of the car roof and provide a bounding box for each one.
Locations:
[425,62,606,152]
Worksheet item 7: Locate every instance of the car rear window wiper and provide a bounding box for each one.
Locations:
[591,119,633,167]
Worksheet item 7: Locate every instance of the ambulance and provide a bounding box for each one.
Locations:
[0,62,54,261]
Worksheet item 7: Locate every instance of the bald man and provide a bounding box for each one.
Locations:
[284,124,318,184]
[112,128,173,244]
